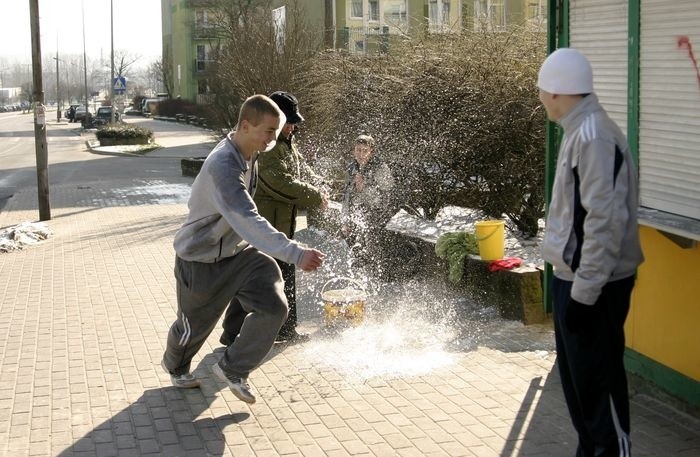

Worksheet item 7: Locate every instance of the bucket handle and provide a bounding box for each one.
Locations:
[321,277,366,296]
[475,224,502,242]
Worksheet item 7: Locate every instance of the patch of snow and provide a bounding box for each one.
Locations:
[386,206,544,268]
[0,221,52,253]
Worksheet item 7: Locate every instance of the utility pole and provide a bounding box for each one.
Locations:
[110,0,115,123]
[55,48,60,122]
[29,0,51,221]
[82,0,89,117]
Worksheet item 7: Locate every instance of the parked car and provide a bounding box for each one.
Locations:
[73,105,88,123]
[65,104,80,122]
[91,106,120,126]
[140,98,160,116]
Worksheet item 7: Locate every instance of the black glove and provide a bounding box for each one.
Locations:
[565,297,599,334]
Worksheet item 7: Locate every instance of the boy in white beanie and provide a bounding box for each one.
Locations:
[538,48,644,457]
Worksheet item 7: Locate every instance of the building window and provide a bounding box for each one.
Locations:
[384,0,407,24]
[272,6,286,53]
[197,79,209,95]
[196,44,210,71]
[429,0,451,29]
[474,0,506,31]
[527,0,543,20]
[195,9,208,27]
[369,0,379,21]
[351,0,362,19]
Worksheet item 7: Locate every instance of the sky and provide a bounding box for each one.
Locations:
[0,0,162,67]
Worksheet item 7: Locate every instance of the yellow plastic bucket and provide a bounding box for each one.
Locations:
[474,220,505,260]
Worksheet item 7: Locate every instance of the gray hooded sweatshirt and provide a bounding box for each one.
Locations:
[542,94,644,305]
[174,136,305,265]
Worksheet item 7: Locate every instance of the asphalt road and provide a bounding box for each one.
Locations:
[0,109,217,214]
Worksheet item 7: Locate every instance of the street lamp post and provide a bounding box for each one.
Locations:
[110,0,115,123]
[54,51,60,122]
[82,0,89,118]
[0,68,5,107]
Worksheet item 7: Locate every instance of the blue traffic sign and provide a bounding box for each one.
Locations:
[112,76,127,94]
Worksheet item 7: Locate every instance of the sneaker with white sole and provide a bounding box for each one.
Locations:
[161,359,200,389]
[212,363,256,404]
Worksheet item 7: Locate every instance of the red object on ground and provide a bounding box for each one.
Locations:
[488,257,523,272]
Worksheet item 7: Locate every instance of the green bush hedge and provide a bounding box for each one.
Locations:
[95,125,154,141]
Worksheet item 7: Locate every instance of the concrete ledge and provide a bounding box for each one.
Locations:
[386,210,546,325]
[181,157,206,177]
[461,256,545,324]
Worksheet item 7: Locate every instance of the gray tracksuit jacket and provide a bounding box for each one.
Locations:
[173,135,306,266]
[542,94,644,305]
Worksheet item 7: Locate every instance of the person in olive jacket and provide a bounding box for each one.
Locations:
[220,91,328,343]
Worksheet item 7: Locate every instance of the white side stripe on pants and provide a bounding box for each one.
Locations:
[178,314,191,346]
[609,395,631,457]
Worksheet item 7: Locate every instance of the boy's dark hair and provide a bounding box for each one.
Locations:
[355,134,375,149]
[237,95,281,129]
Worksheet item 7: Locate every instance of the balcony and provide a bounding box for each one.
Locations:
[342,26,390,54]
[188,0,215,7]
[192,22,221,40]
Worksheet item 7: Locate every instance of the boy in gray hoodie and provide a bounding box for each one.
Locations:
[161,94,325,404]
[538,48,643,457]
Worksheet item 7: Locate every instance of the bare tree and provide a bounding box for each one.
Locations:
[206,0,322,127]
[113,49,141,78]
[303,26,547,236]
[151,53,173,97]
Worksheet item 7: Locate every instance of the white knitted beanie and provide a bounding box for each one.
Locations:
[537,48,594,94]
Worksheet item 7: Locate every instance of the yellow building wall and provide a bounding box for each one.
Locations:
[626,226,700,381]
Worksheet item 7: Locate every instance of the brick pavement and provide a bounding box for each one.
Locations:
[0,181,699,457]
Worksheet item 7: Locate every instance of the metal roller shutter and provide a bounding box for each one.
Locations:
[639,0,700,220]
[569,0,628,132]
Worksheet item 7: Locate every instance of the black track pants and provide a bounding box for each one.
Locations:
[552,275,635,457]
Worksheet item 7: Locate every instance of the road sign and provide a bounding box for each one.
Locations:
[112,76,127,95]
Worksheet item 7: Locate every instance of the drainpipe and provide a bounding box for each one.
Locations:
[333,0,337,49]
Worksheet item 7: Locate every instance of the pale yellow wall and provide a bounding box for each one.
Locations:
[626,226,700,381]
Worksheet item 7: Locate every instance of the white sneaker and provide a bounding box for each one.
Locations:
[212,363,256,404]
[161,359,200,389]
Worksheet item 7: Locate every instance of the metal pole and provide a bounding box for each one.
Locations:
[29,0,51,220]
[55,49,60,122]
[82,0,89,119]
[110,0,115,123]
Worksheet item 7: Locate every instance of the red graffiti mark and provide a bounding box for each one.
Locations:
[678,36,700,90]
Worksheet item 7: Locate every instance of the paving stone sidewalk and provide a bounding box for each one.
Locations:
[0,181,698,457]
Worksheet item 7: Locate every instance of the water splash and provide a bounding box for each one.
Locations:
[295,225,500,382]
[303,313,456,381]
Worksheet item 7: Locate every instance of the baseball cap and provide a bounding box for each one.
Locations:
[269,91,304,124]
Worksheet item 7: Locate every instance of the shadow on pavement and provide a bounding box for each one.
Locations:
[55,353,250,457]
[499,368,574,456]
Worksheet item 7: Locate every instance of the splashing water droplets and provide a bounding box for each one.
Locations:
[304,313,456,382]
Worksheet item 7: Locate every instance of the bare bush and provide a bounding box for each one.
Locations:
[206,0,321,128]
[301,27,546,236]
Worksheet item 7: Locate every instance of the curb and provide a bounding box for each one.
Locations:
[84,139,163,157]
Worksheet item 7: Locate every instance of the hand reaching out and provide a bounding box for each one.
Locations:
[299,248,325,272]
[354,174,364,192]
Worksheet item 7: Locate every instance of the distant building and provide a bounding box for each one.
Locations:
[0,87,22,105]
[160,0,546,102]
[161,0,217,103]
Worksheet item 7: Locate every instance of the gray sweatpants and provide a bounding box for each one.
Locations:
[162,247,288,378]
